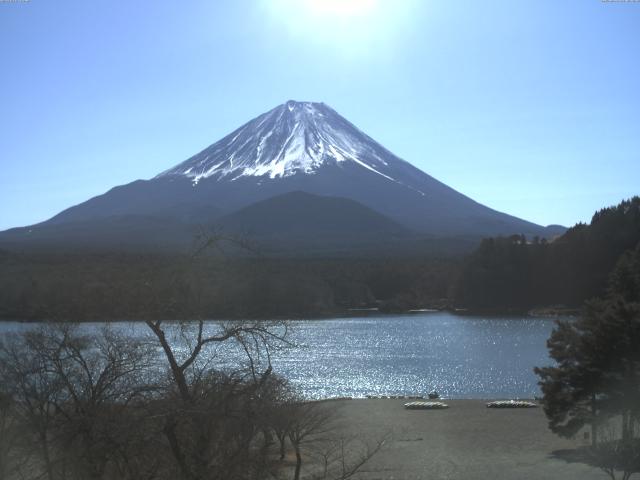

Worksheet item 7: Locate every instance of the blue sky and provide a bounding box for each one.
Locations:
[0,0,638,230]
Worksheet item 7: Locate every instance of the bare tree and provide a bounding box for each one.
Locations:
[0,388,24,480]
[259,375,297,462]
[0,321,384,480]
[310,433,388,480]
[0,325,157,480]
[141,317,290,480]
[282,399,387,480]
[286,401,337,480]
[42,326,156,480]
[0,329,64,480]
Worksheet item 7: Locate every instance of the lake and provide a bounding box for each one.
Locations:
[0,312,558,399]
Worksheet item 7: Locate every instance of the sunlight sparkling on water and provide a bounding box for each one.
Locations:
[0,313,557,399]
[274,315,556,399]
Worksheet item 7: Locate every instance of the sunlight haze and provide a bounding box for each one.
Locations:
[0,0,638,230]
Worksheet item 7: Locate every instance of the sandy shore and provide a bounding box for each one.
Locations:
[326,399,603,480]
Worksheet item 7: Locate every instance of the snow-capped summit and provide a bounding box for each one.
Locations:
[157,100,403,185]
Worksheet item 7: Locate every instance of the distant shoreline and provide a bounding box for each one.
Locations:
[0,305,579,323]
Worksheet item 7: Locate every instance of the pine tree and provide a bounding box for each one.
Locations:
[535,242,640,447]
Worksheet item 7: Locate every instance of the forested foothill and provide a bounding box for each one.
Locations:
[454,197,640,313]
[0,197,638,321]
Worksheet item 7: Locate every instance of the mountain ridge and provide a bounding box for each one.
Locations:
[0,100,565,253]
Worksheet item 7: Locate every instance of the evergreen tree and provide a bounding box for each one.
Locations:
[535,242,640,446]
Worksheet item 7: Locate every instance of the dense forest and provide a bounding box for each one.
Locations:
[454,196,640,311]
[0,251,458,321]
[0,197,638,321]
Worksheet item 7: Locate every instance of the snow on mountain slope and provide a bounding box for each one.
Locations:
[157,100,415,190]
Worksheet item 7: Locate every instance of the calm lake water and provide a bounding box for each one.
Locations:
[0,312,558,399]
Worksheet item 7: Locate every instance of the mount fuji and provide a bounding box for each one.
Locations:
[0,100,563,253]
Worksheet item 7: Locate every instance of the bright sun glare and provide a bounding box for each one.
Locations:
[305,0,378,19]
[265,0,415,55]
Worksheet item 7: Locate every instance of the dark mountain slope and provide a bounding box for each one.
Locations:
[215,191,418,254]
[219,191,411,238]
